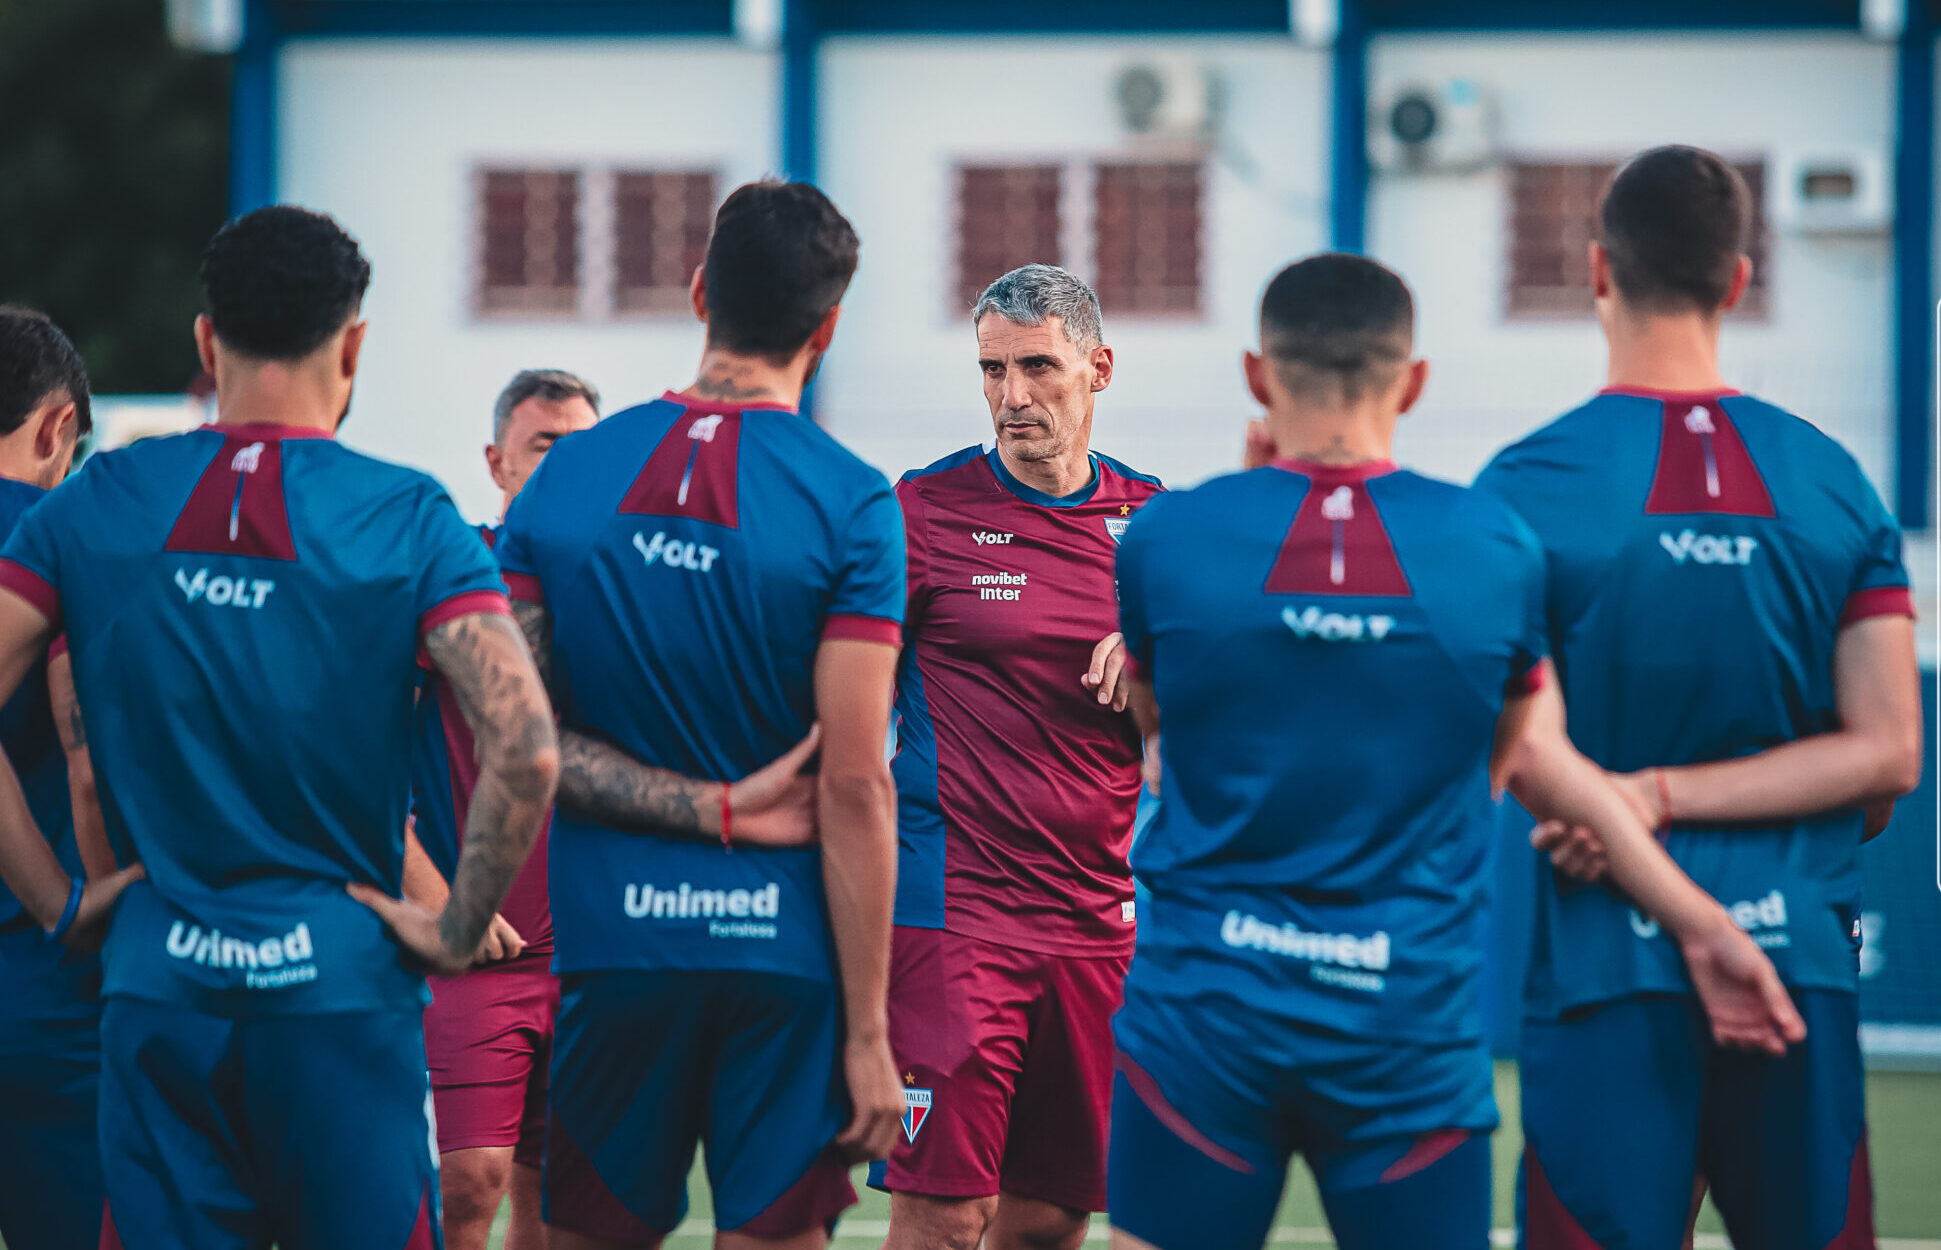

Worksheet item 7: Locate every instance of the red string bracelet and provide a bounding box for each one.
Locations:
[720,784,733,849]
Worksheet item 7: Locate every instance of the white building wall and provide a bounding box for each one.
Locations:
[817,36,1330,487]
[1367,32,1897,494]
[277,38,777,521]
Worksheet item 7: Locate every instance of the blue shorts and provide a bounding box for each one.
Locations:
[97,998,441,1250]
[1109,986,1495,1250]
[1519,990,1871,1250]
[543,970,857,1240]
[0,1020,102,1250]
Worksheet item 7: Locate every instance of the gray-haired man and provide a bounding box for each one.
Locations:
[409,367,598,1250]
[870,265,1163,1250]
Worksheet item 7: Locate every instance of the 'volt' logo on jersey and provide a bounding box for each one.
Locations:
[1281,605,1395,642]
[1659,530,1759,566]
[175,567,275,609]
[972,531,1014,546]
[634,530,720,573]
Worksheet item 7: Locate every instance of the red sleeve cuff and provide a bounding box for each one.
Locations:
[419,589,514,636]
[823,614,901,646]
[1840,586,1914,626]
[0,559,58,627]
[1507,659,1546,695]
[48,633,66,661]
[502,571,544,605]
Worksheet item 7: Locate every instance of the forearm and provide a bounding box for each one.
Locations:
[440,753,553,956]
[1651,731,1920,826]
[1511,734,1726,942]
[818,767,896,1041]
[402,822,450,911]
[556,730,725,841]
[0,755,67,926]
[50,652,114,879]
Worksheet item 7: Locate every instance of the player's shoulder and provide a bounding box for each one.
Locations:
[0,476,45,539]
[1719,393,1868,475]
[899,444,987,491]
[1476,393,1621,482]
[1094,450,1164,495]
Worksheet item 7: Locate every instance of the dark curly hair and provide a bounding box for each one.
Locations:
[703,180,859,360]
[199,205,372,361]
[0,306,91,438]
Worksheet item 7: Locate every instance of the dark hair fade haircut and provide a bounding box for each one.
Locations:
[701,181,859,360]
[0,306,92,438]
[199,205,372,361]
[1259,253,1414,405]
[1599,145,1750,314]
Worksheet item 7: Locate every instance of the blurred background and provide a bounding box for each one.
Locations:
[5,0,1941,1236]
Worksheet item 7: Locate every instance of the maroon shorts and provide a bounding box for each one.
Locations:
[424,959,559,1168]
[881,925,1128,1211]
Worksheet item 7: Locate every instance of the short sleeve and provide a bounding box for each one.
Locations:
[496,470,544,606]
[824,475,906,646]
[1504,510,1550,694]
[894,476,933,635]
[0,489,67,627]
[1116,495,1162,682]
[414,484,511,636]
[1840,474,1913,626]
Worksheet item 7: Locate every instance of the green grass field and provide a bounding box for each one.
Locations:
[482,1064,1941,1248]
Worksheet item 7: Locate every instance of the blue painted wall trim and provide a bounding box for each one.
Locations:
[267,1,733,37]
[782,0,818,184]
[1895,8,1934,527]
[1330,0,1368,252]
[229,0,278,217]
[1362,0,1860,32]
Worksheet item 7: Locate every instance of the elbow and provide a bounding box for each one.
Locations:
[492,723,562,807]
[1878,731,1925,800]
[818,764,896,827]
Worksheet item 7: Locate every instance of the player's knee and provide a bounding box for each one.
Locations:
[888,1193,997,1250]
[441,1147,513,1225]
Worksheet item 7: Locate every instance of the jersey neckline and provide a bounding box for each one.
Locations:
[659,389,798,417]
[984,446,1104,508]
[1268,457,1399,482]
[197,421,335,441]
[1597,385,1742,401]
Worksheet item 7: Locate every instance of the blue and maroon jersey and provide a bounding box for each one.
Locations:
[1117,459,1546,1042]
[0,423,508,1017]
[498,391,904,981]
[891,446,1162,957]
[0,477,95,1033]
[411,525,552,964]
[1475,388,1914,1015]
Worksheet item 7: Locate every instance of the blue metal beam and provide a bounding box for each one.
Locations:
[782,0,817,184]
[1360,0,1859,32]
[229,0,278,217]
[267,1,733,37]
[1894,7,1934,526]
[1330,0,1368,252]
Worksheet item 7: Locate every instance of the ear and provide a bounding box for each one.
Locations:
[1242,350,1275,408]
[1718,254,1752,313]
[485,442,508,493]
[194,315,219,376]
[1588,241,1615,301]
[340,320,368,380]
[1395,358,1430,416]
[689,267,708,324]
[33,400,77,462]
[808,304,842,354]
[1089,344,1115,392]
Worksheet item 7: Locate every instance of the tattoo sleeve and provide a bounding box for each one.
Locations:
[556,731,721,840]
[511,600,555,697]
[422,611,559,961]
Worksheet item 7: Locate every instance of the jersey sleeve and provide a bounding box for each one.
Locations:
[894,476,934,635]
[1839,473,1914,626]
[824,474,906,646]
[1116,495,1161,682]
[1504,508,1550,694]
[495,469,544,606]
[414,484,512,636]
[0,489,67,628]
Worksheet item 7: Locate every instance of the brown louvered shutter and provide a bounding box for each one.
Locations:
[613,171,718,315]
[954,164,1063,313]
[1093,160,1204,316]
[476,168,581,315]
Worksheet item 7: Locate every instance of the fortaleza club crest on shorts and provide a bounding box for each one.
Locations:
[901,1086,934,1144]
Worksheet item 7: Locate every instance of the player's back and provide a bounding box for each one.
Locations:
[1118,459,1545,1042]
[1475,388,1910,1012]
[0,423,504,1016]
[500,392,903,981]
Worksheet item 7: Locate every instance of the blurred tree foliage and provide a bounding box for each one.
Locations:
[0,0,227,393]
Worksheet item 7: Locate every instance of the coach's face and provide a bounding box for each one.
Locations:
[976,314,1113,464]
[486,394,599,508]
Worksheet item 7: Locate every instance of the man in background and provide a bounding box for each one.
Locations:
[1477,145,1922,1250]
[409,367,600,1250]
[0,305,120,1250]
[875,264,1162,1250]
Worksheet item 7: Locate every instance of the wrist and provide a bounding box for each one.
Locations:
[844,1016,889,1047]
[704,782,728,838]
[43,876,83,941]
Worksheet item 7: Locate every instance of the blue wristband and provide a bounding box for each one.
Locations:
[45,877,83,943]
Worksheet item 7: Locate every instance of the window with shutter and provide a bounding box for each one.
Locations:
[475,168,581,316]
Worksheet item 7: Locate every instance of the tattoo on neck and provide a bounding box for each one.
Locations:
[1304,437,1380,467]
[691,369,784,404]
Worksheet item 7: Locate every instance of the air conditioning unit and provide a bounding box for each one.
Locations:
[1771,148,1892,233]
[1113,61,1222,140]
[164,0,243,53]
[1368,79,1498,175]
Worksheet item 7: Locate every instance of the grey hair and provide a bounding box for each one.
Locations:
[492,368,601,443]
[971,264,1103,350]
